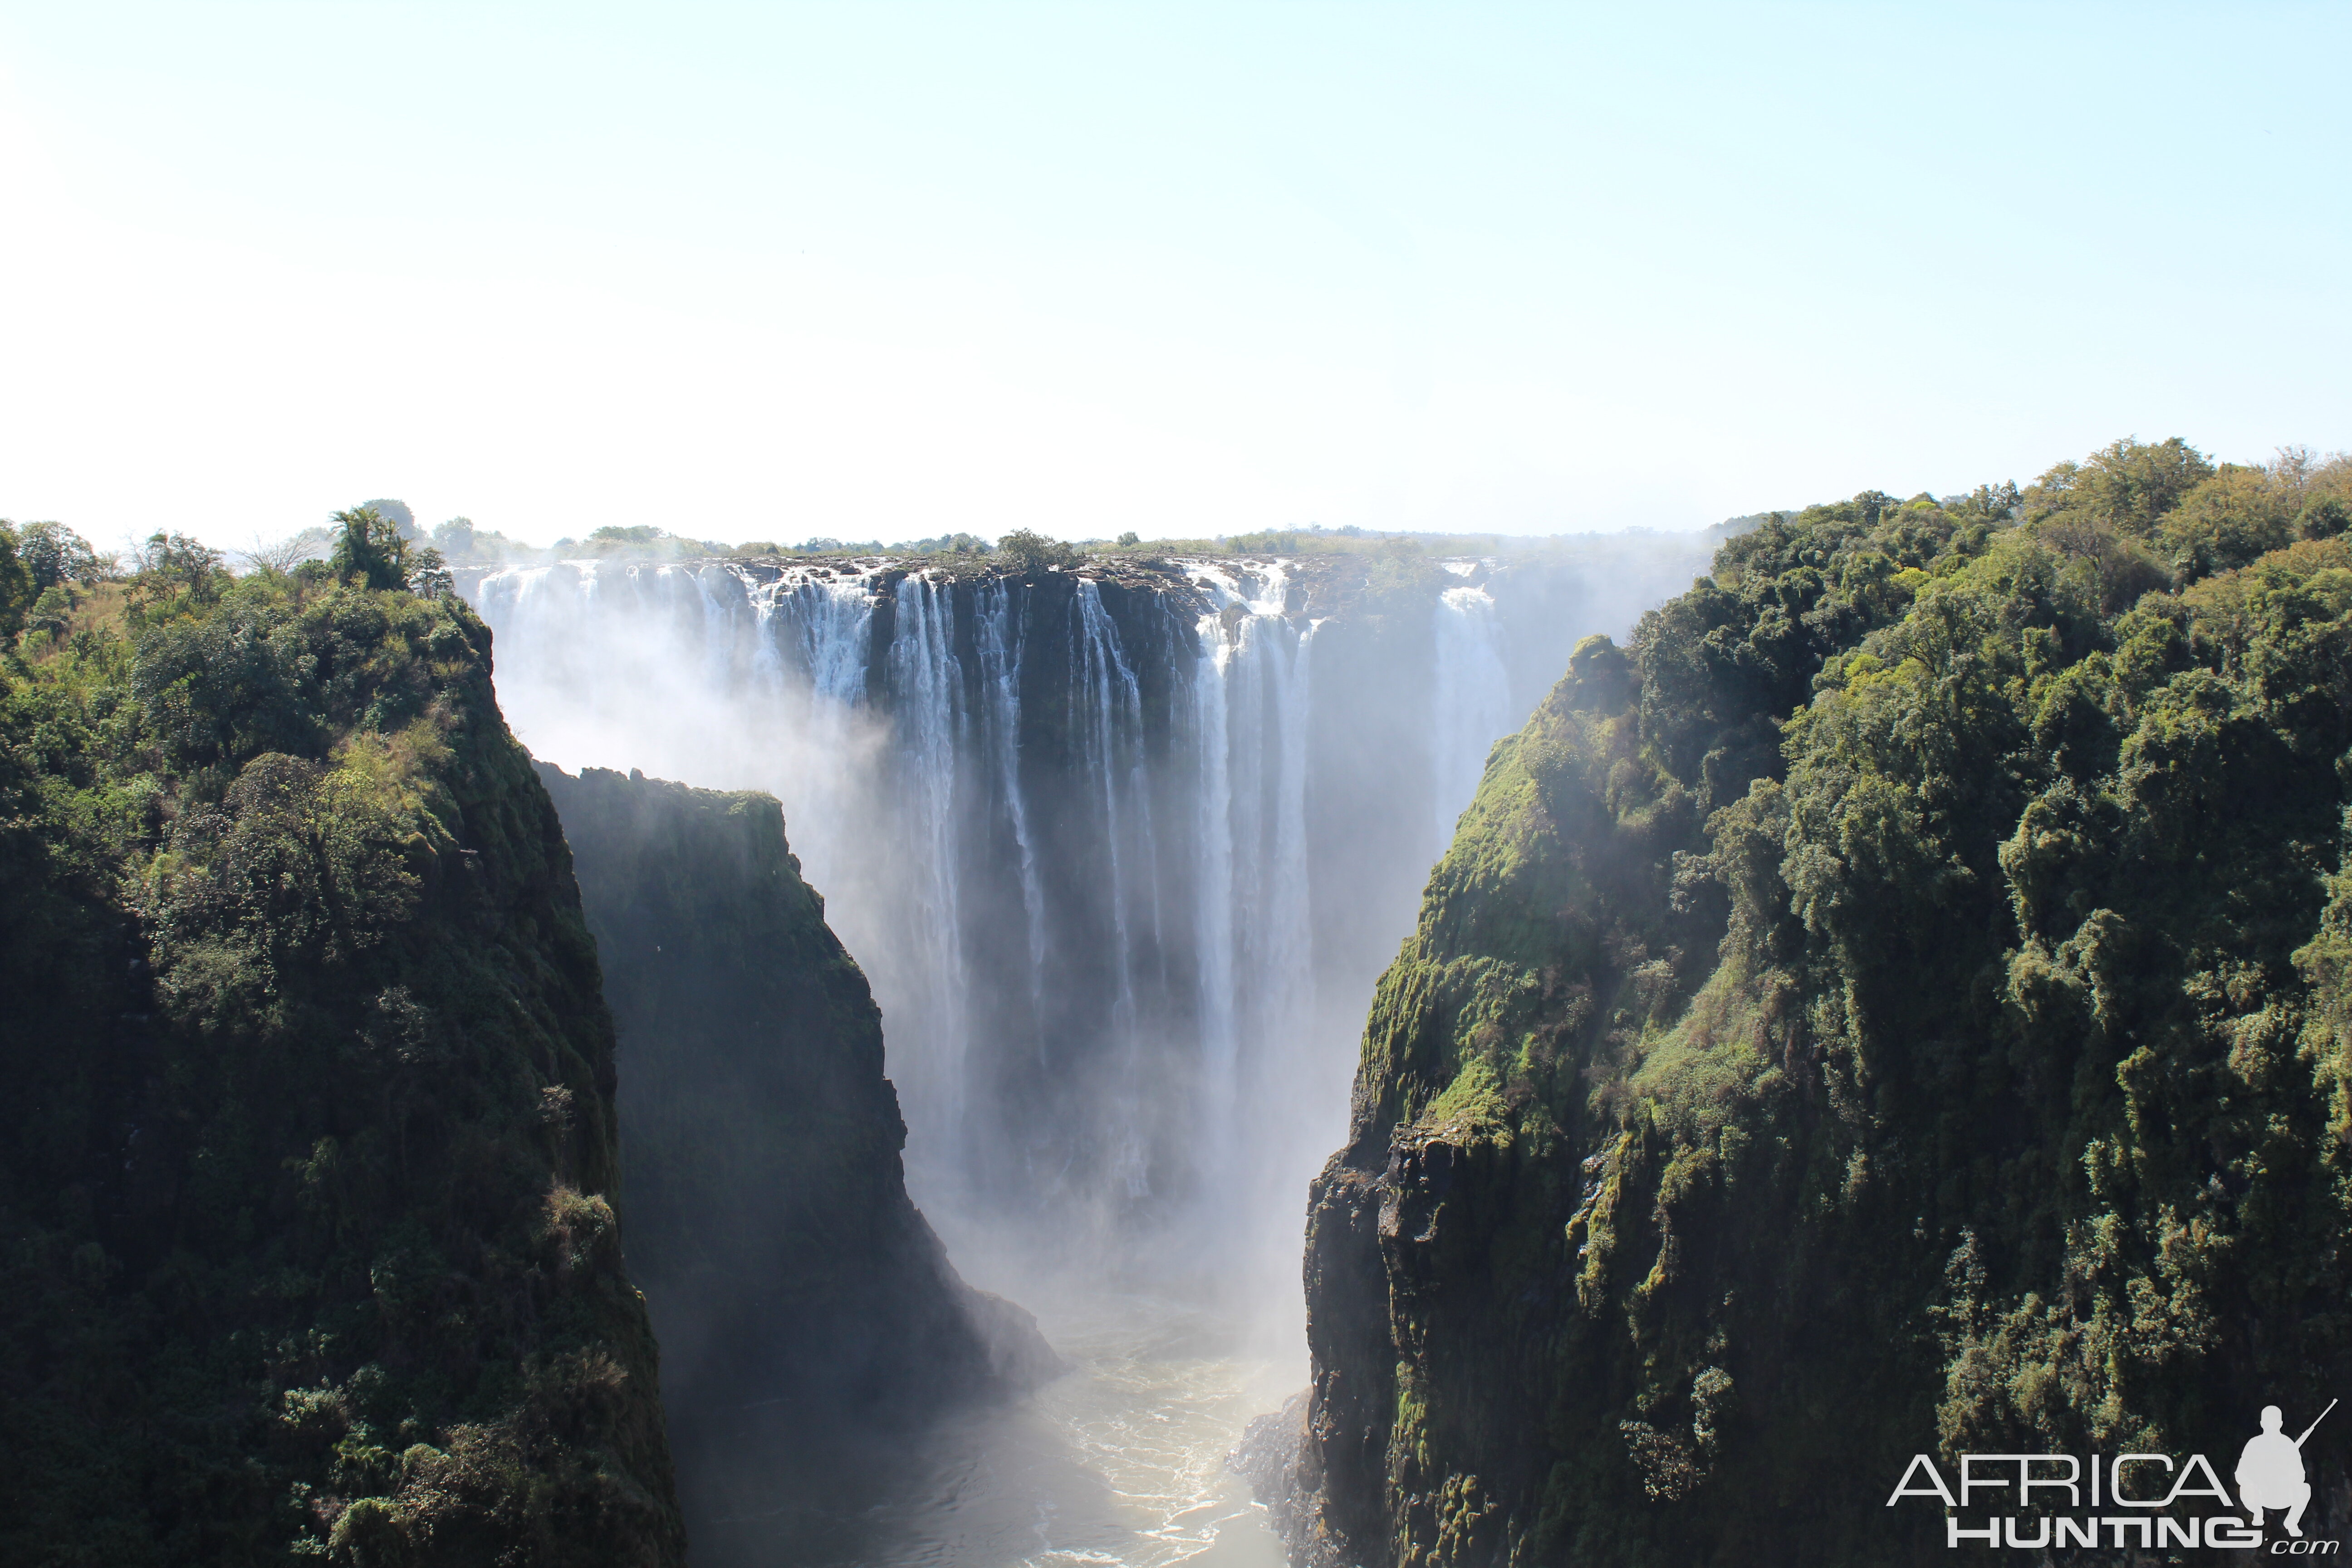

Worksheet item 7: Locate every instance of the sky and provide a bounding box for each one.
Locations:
[1,2,2347,554]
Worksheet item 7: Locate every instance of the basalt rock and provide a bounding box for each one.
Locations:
[536,764,1058,1558]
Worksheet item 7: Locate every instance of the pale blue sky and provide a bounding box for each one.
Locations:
[2,3,2345,549]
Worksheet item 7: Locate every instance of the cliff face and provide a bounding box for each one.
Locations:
[0,573,681,1563]
[534,764,1056,1555]
[1298,457,2352,1565]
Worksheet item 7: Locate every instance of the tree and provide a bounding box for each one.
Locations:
[358,497,421,540]
[238,527,333,576]
[2027,436,2213,532]
[2301,498,2351,541]
[16,521,110,590]
[128,530,229,608]
[329,505,414,591]
[432,517,478,559]
[0,523,32,637]
[995,529,1081,571]
[1954,482,2021,524]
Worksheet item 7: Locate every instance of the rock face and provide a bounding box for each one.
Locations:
[1296,469,2352,1565]
[535,764,1057,1554]
[0,576,682,1564]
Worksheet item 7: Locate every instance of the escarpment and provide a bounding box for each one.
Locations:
[1295,449,2352,1565]
[0,569,682,1563]
[536,764,1058,1554]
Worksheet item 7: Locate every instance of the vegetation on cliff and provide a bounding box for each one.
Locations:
[0,526,681,1564]
[1301,440,2352,1564]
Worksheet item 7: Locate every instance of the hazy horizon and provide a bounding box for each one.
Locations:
[4,4,2346,554]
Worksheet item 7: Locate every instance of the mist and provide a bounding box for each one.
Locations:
[464,534,1715,1562]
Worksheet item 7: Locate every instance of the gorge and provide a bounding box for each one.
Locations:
[461,538,1713,1561]
[462,539,1712,1293]
[14,437,2347,1568]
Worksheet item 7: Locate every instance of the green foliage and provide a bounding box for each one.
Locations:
[0,521,32,638]
[994,527,1083,571]
[125,530,233,616]
[2024,435,2215,533]
[17,519,113,591]
[1306,435,2352,1566]
[328,506,416,592]
[0,572,683,1563]
[1226,528,1310,554]
[0,520,115,645]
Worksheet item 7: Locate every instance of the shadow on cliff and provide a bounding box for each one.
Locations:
[538,762,1062,1567]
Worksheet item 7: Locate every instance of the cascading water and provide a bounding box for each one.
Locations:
[1430,577,1514,850]
[463,538,1708,1566]
[1070,579,1159,1199]
[1180,563,1318,1236]
[884,573,974,1155]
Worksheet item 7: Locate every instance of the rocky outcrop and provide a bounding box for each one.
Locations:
[0,576,683,1564]
[536,765,1057,1557]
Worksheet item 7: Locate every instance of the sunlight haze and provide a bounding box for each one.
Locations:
[1,2,2343,550]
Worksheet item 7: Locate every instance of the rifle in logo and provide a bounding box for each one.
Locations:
[2240,1399,2335,1539]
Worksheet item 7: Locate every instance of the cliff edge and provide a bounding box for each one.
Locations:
[1294,450,2352,1564]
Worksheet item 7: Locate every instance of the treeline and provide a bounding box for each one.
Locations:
[10,501,1773,588]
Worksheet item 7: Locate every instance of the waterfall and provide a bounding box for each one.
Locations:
[1071,580,1159,1198]
[781,573,879,704]
[464,542,1703,1273]
[888,573,972,1155]
[1189,593,1237,1116]
[1180,563,1317,1222]
[973,580,1047,1006]
[1431,580,1513,848]
[736,566,880,905]
[461,540,1713,1568]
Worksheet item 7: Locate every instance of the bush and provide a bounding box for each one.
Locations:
[994,528,1081,571]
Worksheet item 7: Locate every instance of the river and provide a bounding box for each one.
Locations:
[683,1292,1299,1568]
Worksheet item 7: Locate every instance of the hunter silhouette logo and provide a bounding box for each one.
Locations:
[1885,1397,2340,1550]
[2240,1400,2334,1539]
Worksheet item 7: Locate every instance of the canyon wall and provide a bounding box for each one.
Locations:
[0,573,682,1564]
[1293,475,2352,1564]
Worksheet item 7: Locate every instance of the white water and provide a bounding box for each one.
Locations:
[465,547,1689,1568]
[1178,563,1318,1242]
[1431,582,1513,850]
